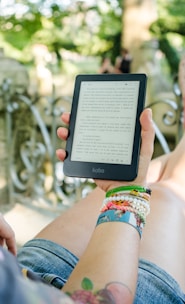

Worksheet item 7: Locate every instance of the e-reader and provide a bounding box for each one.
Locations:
[63,73,147,181]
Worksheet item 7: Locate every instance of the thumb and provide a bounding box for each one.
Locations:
[136,108,155,184]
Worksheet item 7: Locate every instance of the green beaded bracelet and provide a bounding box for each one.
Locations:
[106,185,151,198]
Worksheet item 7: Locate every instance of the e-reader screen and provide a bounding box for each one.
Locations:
[63,73,147,181]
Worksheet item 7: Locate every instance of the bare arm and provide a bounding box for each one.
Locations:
[57,109,155,303]
[63,221,140,303]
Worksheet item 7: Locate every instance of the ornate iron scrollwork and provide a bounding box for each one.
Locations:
[1,79,94,210]
[148,80,183,154]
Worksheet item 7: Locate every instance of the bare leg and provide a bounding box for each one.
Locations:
[35,187,104,258]
[146,153,171,183]
[146,130,185,183]
[140,134,185,292]
[140,181,185,292]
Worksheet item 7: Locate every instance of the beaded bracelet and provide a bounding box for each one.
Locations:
[100,204,149,221]
[96,209,144,238]
[97,185,151,238]
[101,196,150,217]
[100,202,146,224]
[103,195,150,207]
[106,185,152,198]
[109,190,151,202]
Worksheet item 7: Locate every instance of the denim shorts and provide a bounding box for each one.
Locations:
[17,238,185,303]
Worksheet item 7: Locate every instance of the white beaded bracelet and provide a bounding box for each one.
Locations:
[101,195,150,217]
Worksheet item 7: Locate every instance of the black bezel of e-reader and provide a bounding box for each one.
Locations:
[63,73,147,181]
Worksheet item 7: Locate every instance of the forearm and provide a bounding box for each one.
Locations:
[57,108,154,303]
[63,222,140,304]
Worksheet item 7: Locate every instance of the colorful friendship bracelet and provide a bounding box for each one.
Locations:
[106,185,152,198]
[101,196,150,216]
[96,209,144,238]
[97,185,152,238]
[100,202,149,220]
[100,202,146,224]
[101,203,147,223]
[103,195,150,207]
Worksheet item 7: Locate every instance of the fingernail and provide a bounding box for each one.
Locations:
[148,108,153,121]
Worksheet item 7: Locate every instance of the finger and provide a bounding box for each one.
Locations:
[56,149,67,161]
[57,127,69,140]
[0,237,4,246]
[61,112,70,125]
[140,108,155,159]
[6,237,17,256]
[137,108,155,184]
[0,215,17,255]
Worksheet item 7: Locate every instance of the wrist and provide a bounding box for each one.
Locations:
[106,184,151,197]
[96,184,152,238]
[105,180,148,192]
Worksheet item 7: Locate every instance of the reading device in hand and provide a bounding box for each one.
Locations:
[64,73,147,181]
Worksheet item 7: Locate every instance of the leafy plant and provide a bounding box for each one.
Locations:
[150,0,185,76]
[0,0,123,64]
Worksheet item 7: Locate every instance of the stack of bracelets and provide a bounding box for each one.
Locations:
[96,185,152,238]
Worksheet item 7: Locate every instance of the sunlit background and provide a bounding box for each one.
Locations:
[0,0,183,99]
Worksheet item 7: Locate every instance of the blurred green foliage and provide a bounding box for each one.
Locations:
[0,0,122,65]
[0,0,185,77]
[150,0,185,76]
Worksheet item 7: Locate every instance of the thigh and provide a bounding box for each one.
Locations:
[135,259,185,303]
[18,238,79,289]
[35,187,104,258]
[140,181,185,292]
